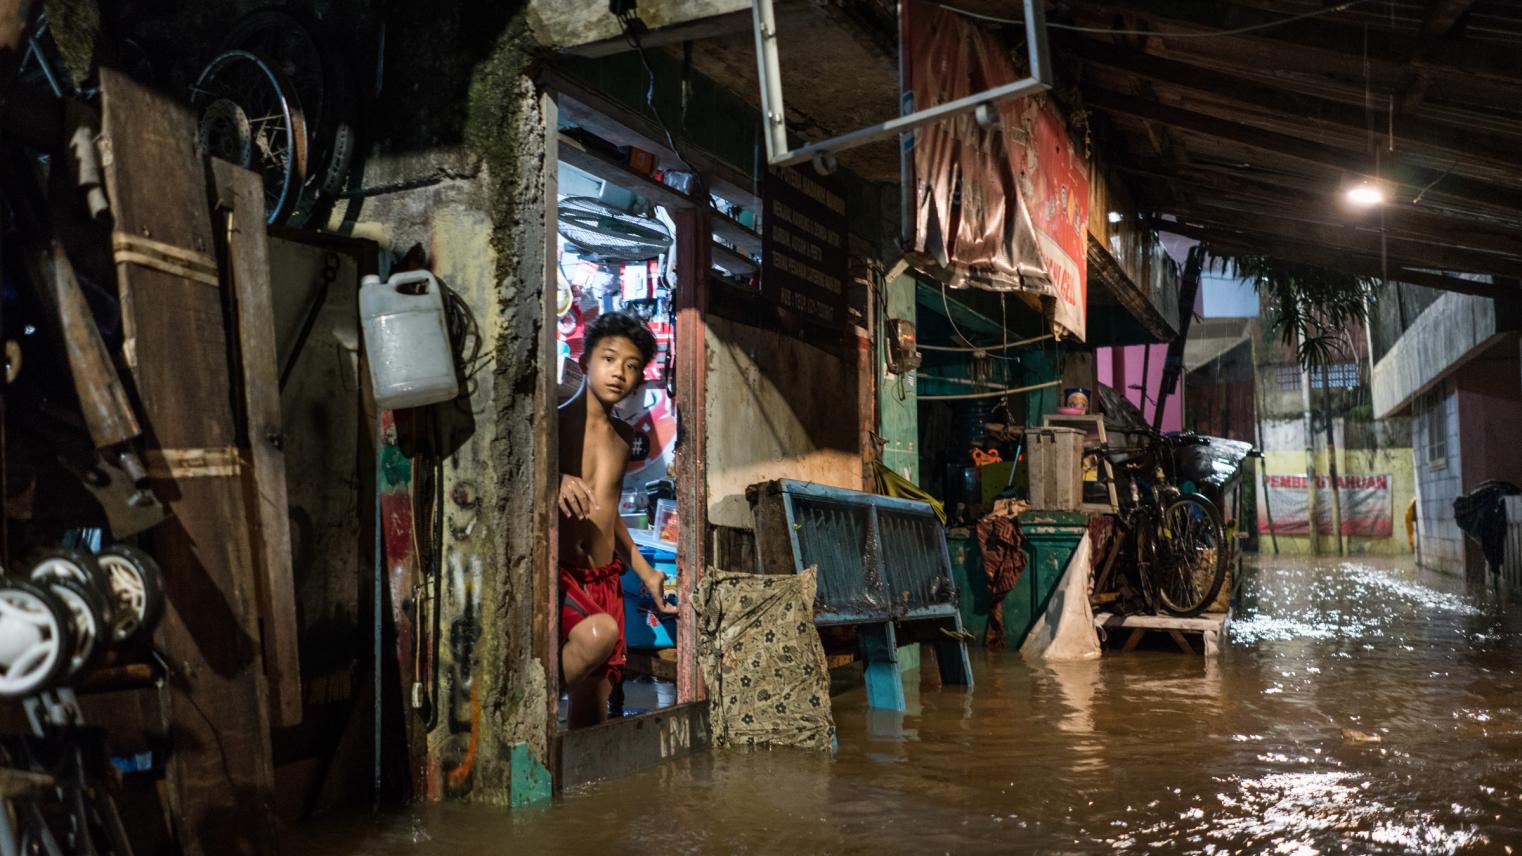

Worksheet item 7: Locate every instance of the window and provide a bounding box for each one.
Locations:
[1273,362,1360,392]
[1316,361,1361,389]
[1415,385,1448,470]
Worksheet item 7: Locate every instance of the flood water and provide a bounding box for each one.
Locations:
[289,557,1522,854]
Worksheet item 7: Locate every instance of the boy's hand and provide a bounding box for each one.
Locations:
[558,475,598,519]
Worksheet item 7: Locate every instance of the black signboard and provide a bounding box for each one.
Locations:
[761,165,849,329]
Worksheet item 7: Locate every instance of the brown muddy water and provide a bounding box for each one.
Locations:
[288,557,1522,854]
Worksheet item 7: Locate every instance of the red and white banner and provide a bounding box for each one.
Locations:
[1259,473,1393,537]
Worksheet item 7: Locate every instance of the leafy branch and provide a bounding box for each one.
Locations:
[1208,253,1375,370]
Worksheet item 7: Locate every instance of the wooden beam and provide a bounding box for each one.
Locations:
[1422,0,1476,35]
[1073,0,1522,86]
[1151,218,1513,299]
[1160,199,1522,273]
[1078,42,1518,182]
[1082,87,1522,218]
[1161,203,1522,279]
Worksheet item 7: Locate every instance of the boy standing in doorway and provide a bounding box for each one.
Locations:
[558,311,679,728]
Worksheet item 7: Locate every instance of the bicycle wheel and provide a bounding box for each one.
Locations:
[1154,494,1228,617]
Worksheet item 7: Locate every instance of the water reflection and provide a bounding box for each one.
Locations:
[288,558,1522,855]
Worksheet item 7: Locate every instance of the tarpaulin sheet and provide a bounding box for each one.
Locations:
[902,0,1090,338]
[696,567,835,751]
[1259,474,1393,537]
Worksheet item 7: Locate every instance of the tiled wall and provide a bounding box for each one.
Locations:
[1413,388,1466,573]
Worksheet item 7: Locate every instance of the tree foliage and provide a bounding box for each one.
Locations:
[1208,253,1375,370]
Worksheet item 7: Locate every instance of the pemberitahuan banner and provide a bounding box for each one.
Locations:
[1259,473,1393,537]
[901,0,1089,339]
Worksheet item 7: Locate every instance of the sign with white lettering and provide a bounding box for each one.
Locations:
[1258,473,1393,537]
[762,165,848,329]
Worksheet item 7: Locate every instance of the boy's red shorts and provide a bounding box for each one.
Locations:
[559,557,626,684]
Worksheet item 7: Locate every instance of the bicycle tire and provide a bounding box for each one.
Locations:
[1154,494,1228,617]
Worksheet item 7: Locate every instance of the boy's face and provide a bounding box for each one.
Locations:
[583,335,645,406]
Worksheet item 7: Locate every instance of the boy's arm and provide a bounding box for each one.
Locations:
[616,515,679,614]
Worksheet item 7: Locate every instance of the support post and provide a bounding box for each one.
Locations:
[857,621,906,711]
[672,206,710,705]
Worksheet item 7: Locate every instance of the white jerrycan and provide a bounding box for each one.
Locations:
[360,270,460,409]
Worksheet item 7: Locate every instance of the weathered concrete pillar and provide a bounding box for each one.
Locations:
[334,6,554,805]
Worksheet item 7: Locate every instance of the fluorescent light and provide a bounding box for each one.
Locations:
[1107,210,1124,223]
[1345,183,1384,207]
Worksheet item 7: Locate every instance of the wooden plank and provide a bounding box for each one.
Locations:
[541,94,562,760]
[97,67,277,856]
[212,159,301,728]
[1167,629,1196,655]
[1120,628,1145,653]
[1100,612,1230,632]
[556,701,710,791]
[672,208,710,704]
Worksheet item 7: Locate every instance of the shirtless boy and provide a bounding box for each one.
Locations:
[558,311,678,728]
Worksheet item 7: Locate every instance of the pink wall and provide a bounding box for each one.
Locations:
[1096,344,1183,433]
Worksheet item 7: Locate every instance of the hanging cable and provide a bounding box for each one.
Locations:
[919,379,1060,401]
[935,1,1369,37]
[938,281,1023,361]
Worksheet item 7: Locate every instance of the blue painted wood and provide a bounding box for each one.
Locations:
[933,615,974,687]
[857,621,906,711]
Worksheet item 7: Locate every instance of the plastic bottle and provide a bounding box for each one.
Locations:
[360,270,460,409]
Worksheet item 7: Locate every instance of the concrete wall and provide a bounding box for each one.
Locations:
[705,317,865,528]
[319,4,555,806]
[1258,418,1417,557]
[1412,386,1465,572]
[527,0,748,50]
[1372,290,1509,418]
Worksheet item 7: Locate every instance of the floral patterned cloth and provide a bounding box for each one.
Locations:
[695,567,835,751]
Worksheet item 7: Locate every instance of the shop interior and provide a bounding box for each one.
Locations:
[552,97,761,726]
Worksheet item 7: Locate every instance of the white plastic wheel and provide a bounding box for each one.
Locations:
[28,552,97,593]
[97,545,165,643]
[45,579,102,679]
[0,581,72,697]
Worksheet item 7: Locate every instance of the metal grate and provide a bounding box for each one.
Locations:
[752,480,958,625]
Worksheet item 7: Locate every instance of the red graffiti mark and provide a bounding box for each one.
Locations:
[445,684,481,791]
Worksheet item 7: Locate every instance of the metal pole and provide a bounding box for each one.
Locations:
[752,0,790,167]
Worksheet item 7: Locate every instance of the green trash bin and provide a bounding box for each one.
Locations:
[948,512,1088,649]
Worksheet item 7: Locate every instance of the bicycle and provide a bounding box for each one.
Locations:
[1096,428,1229,618]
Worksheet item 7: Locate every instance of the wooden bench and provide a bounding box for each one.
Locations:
[1094,610,1231,656]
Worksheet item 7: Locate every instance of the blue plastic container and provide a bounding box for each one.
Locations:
[623,546,678,650]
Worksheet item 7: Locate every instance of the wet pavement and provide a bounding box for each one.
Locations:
[289,557,1522,854]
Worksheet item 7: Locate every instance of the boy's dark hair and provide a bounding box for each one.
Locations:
[581,311,657,367]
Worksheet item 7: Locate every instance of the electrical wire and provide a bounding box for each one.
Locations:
[936,1,1369,37]
[919,334,1053,352]
[615,10,704,190]
[938,281,1022,362]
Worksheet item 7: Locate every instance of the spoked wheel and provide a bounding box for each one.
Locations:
[1153,494,1228,618]
[0,581,74,698]
[95,545,165,644]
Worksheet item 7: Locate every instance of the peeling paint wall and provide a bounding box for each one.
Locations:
[320,4,553,806]
[705,319,864,529]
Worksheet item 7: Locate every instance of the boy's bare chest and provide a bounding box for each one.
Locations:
[569,424,627,497]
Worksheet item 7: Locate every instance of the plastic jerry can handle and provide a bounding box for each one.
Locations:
[386,270,436,295]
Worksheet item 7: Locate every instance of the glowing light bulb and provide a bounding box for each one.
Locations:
[1345,183,1384,207]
